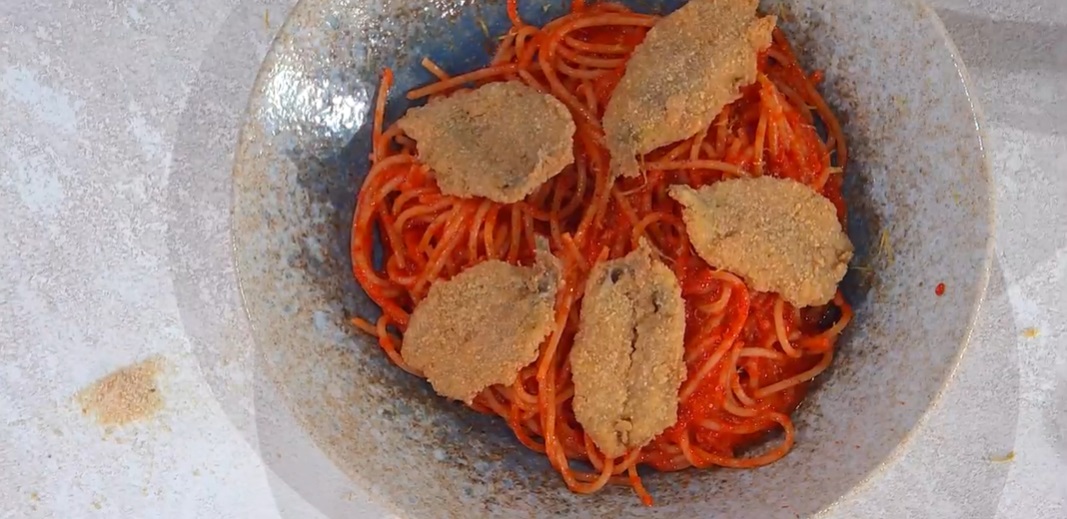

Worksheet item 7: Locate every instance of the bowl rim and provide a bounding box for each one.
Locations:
[815,1,996,512]
[228,0,997,514]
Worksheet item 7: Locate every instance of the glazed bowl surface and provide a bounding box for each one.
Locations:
[232,0,993,516]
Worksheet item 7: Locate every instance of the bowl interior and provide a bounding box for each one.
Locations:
[232,0,992,516]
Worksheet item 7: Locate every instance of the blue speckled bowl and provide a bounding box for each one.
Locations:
[231,0,993,516]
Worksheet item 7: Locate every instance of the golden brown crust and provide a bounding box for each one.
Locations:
[670,177,853,307]
[570,242,687,458]
[76,357,163,427]
[398,81,576,203]
[401,250,562,403]
[603,0,775,177]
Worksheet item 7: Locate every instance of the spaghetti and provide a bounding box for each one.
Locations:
[351,1,853,505]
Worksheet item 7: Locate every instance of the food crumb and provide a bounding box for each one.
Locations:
[878,229,894,265]
[935,282,945,296]
[893,95,907,111]
[263,9,270,29]
[771,2,795,22]
[1022,327,1039,339]
[76,357,164,427]
[29,491,39,501]
[990,451,1015,463]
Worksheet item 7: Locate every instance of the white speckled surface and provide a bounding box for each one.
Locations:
[0,0,1063,518]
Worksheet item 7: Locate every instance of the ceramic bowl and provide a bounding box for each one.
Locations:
[231,0,993,516]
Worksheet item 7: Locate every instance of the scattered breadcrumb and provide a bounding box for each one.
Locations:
[1022,327,1039,339]
[878,229,895,265]
[570,242,687,458]
[401,250,562,403]
[769,1,796,22]
[76,357,163,426]
[892,95,907,111]
[603,0,775,177]
[398,81,576,203]
[670,177,853,307]
[990,451,1015,463]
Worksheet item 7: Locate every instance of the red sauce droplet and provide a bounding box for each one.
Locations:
[935,283,946,296]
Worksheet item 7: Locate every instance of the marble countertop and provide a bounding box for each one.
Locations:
[1,0,1064,517]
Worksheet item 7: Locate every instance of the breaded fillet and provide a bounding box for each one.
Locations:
[570,242,687,458]
[402,250,562,403]
[670,177,853,307]
[603,0,775,177]
[398,81,576,203]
